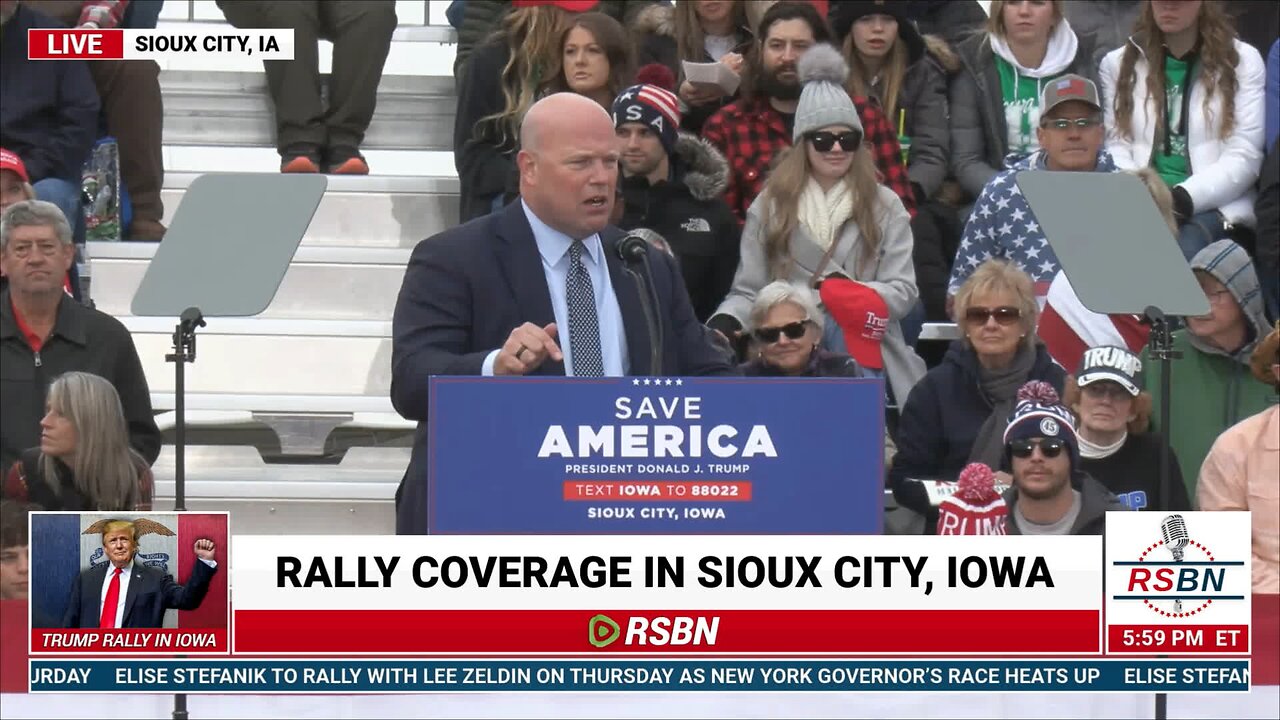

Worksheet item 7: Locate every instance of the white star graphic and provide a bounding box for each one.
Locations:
[991,173,1008,186]
[1039,260,1055,276]
[998,222,1014,236]
[1009,185,1022,196]
[643,378,651,386]
[1025,221,1039,234]
[1010,208,1026,222]
[1011,234,1027,248]
[675,379,683,386]
[665,379,674,386]
[1038,237,1049,248]
[632,378,640,385]
[986,227,997,241]
[959,238,972,251]
[967,254,982,268]
[1025,246,1041,259]
[995,196,1011,211]
[979,204,993,218]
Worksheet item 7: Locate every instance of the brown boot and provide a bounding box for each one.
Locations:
[128,219,167,242]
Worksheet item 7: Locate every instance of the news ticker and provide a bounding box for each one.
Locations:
[27,520,1252,657]
[29,659,1251,694]
[27,29,293,60]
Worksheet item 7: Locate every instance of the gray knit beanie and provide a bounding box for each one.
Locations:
[793,44,863,143]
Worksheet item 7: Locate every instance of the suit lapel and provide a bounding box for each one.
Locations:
[492,203,565,375]
[120,563,144,627]
[85,564,108,625]
[602,229,654,375]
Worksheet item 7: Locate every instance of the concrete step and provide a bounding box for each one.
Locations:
[92,243,409,321]
[162,71,455,150]
[162,145,456,176]
[155,172,458,246]
[150,445,399,534]
[121,316,392,398]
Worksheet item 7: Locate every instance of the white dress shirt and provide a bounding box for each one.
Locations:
[482,201,629,376]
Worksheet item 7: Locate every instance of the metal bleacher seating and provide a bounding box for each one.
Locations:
[90,1,462,533]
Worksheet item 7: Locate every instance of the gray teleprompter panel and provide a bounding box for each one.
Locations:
[132,174,327,317]
[1016,170,1210,318]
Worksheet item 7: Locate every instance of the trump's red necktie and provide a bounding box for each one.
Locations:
[99,567,123,628]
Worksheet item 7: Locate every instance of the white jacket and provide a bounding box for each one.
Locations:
[1099,37,1265,226]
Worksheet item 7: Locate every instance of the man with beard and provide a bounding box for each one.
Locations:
[1001,381,1124,535]
[702,1,915,223]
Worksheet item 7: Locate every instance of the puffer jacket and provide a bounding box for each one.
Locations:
[1099,36,1266,227]
[949,23,1096,198]
[885,34,961,200]
[616,132,740,321]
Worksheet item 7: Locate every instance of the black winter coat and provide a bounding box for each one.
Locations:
[616,133,740,322]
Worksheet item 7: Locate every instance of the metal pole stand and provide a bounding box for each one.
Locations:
[165,306,203,720]
[1142,305,1181,720]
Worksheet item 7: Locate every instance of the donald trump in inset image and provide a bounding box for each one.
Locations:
[62,518,217,628]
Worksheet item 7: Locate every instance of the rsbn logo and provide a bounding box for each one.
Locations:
[1110,514,1246,618]
[588,614,719,647]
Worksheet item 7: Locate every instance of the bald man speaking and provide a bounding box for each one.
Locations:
[391,93,735,534]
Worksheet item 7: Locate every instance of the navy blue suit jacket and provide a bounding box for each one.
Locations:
[63,559,217,629]
[390,202,736,534]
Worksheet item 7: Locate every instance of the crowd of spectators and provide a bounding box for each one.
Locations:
[0,1,1276,588]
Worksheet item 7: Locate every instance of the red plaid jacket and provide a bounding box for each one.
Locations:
[702,94,916,224]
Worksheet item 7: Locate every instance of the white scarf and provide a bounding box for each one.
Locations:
[798,178,854,252]
[1079,431,1127,459]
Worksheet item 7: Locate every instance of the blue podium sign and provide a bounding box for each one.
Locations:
[426,377,885,534]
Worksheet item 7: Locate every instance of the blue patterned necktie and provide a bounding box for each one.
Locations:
[566,240,604,377]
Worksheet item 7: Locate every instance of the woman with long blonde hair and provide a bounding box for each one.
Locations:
[453,2,572,222]
[3,372,152,512]
[1099,0,1265,260]
[634,0,752,133]
[709,44,925,406]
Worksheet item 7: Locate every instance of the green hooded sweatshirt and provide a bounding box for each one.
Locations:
[1143,240,1278,505]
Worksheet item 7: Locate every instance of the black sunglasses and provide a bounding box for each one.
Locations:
[964,306,1022,326]
[754,320,809,344]
[805,130,861,153]
[1009,438,1068,459]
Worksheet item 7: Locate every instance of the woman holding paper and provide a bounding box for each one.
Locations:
[708,45,926,410]
[831,2,960,323]
[633,1,752,134]
[543,12,635,109]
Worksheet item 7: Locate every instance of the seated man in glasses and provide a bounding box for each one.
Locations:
[1001,381,1124,536]
[947,74,1118,309]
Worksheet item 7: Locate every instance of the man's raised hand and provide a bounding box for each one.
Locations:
[494,322,563,376]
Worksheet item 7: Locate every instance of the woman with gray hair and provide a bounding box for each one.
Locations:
[3,372,152,512]
[740,281,861,377]
[889,259,1064,533]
